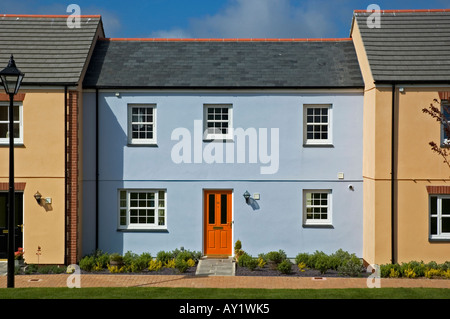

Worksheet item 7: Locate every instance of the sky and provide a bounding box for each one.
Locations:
[1,0,450,38]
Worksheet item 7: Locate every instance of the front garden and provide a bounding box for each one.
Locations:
[12,240,450,279]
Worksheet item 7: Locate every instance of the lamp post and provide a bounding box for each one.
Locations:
[0,55,24,288]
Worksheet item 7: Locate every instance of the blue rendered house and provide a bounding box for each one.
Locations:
[81,38,364,259]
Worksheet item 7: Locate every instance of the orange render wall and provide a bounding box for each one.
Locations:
[0,90,66,264]
[352,20,450,265]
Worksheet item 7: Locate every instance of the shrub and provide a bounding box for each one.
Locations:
[257,257,266,268]
[298,262,307,272]
[109,253,124,265]
[277,259,293,274]
[246,258,258,271]
[266,250,286,264]
[79,255,95,272]
[175,258,189,273]
[148,259,162,272]
[156,250,173,264]
[295,253,311,266]
[108,265,126,273]
[307,251,327,269]
[380,264,401,278]
[187,258,196,267]
[314,254,330,274]
[164,259,176,268]
[237,252,252,268]
[338,255,364,277]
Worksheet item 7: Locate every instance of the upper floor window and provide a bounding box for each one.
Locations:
[303,104,332,145]
[0,102,23,144]
[203,104,233,140]
[430,195,450,240]
[128,104,156,145]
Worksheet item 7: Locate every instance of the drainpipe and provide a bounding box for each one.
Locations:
[64,85,68,265]
[95,88,99,250]
[391,83,396,264]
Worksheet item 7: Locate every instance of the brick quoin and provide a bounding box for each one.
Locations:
[66,91,79,265]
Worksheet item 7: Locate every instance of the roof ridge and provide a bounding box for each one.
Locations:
[1,14,101,18]
[100,37,352,42]
[354,9,450,14]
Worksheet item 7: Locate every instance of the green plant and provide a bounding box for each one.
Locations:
[298,262,307,272]
[79,255,96,272]
[156,250,173,264]
[277,259,293,274]
[234,240,242,251]
[246,258,258,271]
[237,252,252,268]
[109,253,124,265]
[257,257,266,268]
[266,250,285,264]
[295,252,311,266]
[175,258,189,273]
[187,258,196,267]
[164,259,176,268]
[337,255,363,277]
[148,259,162,271]
[314,254,330,274]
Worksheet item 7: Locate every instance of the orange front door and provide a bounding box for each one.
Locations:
[204,190,232,256]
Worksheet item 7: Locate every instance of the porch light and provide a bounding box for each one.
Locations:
[34,191,42,204]
[0,54,25,289]
[243,191,250,204]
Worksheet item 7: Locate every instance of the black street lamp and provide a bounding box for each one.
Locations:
[0,55,24,288]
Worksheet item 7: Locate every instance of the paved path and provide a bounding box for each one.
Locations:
[1,259,449,289]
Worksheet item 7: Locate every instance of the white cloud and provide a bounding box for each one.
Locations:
[150,0,341,38]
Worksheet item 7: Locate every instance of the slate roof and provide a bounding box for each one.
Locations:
[83,39,364,89]
[353,10,450,83]
[0,15,103,85]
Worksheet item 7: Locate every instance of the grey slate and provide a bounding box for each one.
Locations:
[354,11,450,83]
[0,16,103,85]
[83,40,363,88]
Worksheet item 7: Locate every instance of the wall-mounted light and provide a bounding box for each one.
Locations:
[34,191,42,204]
[243,190,250,204]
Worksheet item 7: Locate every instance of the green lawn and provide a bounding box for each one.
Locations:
[0,287,448,299]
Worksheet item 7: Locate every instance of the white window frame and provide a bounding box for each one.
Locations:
[0,101,23,145]
[127,104,157,145]
[118,189,167,230]
[303,190,332,226]
[429,195,450,240]
[203,104,233,140]
[303,104,332,145]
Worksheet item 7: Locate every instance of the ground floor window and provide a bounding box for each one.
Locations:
[430,195,450,240]
[118,189,166,230]
[303,190,332,226]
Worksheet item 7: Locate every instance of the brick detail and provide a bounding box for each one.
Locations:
[426,186,450,194]
[66,91,79,265]
[0,182,26,191]
[0,93,26,102]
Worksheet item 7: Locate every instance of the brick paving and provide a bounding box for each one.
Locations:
[1,274,449,289]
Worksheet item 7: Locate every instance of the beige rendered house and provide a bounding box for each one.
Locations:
[351,9,450,265]
[0,15,104,265]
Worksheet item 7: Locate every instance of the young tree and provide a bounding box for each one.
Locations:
[422,99,450,168]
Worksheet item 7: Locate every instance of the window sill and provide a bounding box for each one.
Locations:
[303,223,334,229]
[0,143,24,147]
[429,236,450,242]
[127,143,158,147]
[117,228,168,233]
[303,143,334,148]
